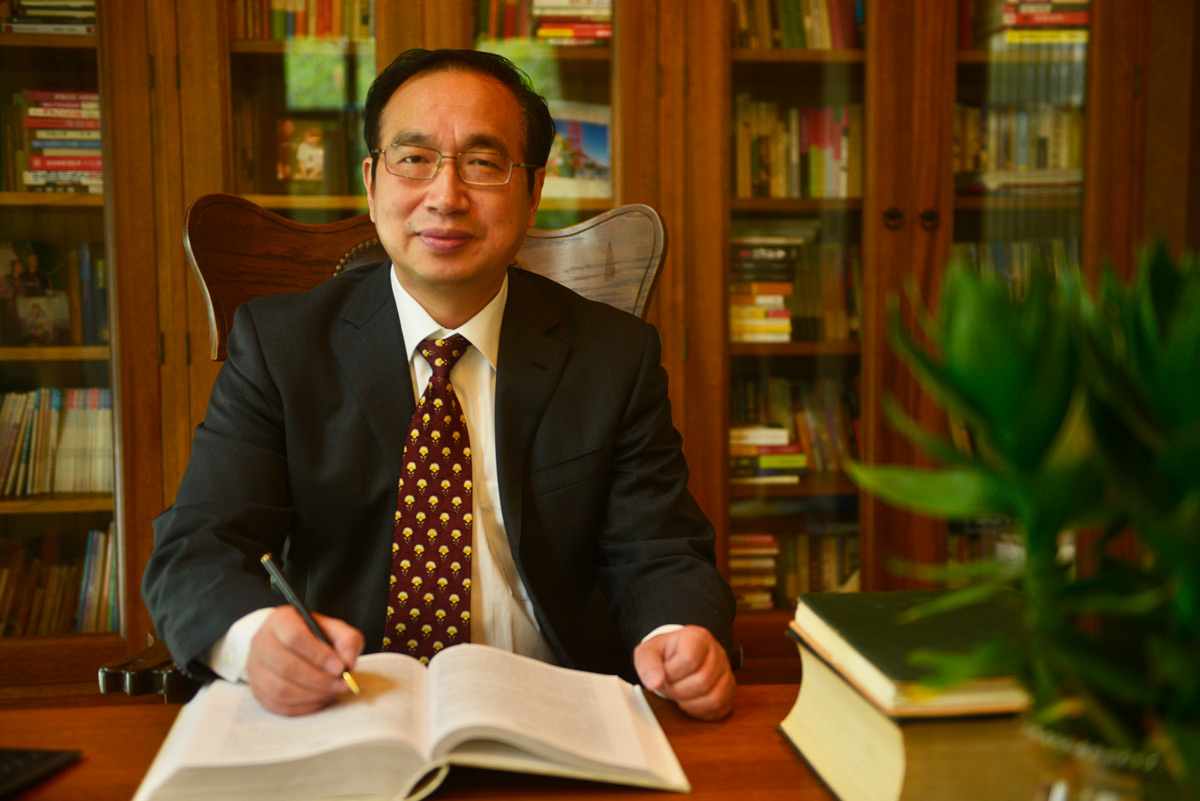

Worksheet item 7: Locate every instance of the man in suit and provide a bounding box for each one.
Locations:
[143,49,736,720]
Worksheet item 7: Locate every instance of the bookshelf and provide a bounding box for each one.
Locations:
[0,0,162,697]
[678,0,1159,666]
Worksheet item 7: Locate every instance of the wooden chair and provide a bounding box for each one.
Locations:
[98,192,666,700]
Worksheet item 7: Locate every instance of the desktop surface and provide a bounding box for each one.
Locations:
[0,683,830,801]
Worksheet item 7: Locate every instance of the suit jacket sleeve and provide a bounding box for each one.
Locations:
[597,322,736,653]
[142,301,294,677]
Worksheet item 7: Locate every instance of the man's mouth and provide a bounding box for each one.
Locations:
[417,228,473,252]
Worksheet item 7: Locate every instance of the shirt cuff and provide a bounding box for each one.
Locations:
[640,623,684,643]
[204,607,274,682]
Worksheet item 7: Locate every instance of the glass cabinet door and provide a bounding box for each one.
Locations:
[0,19,120,667]
[725,1,867,611]
[946,2,1091,566]
[227,0,378,222]
[473,0,614,229]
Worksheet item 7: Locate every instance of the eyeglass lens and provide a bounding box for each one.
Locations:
[384,145,512,185]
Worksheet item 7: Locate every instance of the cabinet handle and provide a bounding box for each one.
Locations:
[919,208,940,231]
[883,207,904,230]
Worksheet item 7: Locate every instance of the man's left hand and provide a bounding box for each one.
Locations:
[633,625,735,721]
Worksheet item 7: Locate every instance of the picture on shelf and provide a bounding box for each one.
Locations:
[544,101,611,199]
[0,243,68,346]
[0,242,62,299]
[13,292,70,346]
[274,116,344,194]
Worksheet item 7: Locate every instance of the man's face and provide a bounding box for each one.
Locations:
[364,69,544,318]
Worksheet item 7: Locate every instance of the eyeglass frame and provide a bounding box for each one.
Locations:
[370,143,540,187]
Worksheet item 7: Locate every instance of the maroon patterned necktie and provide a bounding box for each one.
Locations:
[383,336,473,663]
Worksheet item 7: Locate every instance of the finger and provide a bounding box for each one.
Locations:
[311,612,365,670]
[674,667,736,721]
[659,627,711,683]
[661,639,727,701]
[633,637,668,691]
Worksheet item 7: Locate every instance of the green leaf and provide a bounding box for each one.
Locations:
[879,394,975,465]
[900,581,1019,623]
[886,307,995,441]
[908,639,1025,689]
[845,461,1014,519]
[941,268,1033,435]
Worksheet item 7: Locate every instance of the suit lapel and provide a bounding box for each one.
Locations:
[494,269,569,549]
[331,263,414,476]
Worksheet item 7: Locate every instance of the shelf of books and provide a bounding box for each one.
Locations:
[727,0,866,616]
[225,0,376,220]
[475,0,614,229]
[0,1,122,646]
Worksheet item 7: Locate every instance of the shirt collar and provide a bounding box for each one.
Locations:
[389,263,505,371]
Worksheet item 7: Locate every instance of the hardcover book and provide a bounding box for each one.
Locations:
[779,590,1040,801]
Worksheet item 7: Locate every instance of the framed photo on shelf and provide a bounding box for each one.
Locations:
[544,101,611,200]
[273,115,346,195]
[11,291,71,346]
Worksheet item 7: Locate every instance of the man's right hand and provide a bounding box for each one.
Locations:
[245,605,364,715]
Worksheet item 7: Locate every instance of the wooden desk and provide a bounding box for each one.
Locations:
[0,684,831,800]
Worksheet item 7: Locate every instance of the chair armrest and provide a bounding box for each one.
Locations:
[98,640,201,703]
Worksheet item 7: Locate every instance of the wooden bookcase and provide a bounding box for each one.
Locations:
[1,0,1191,699]
[681,0,1155,672]
[0,0,163,700]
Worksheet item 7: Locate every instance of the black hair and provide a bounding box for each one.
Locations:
[363,48,555,193]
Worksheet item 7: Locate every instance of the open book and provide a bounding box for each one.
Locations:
[133,644,689,801]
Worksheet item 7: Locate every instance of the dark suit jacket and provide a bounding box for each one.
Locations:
[143,262,735,681]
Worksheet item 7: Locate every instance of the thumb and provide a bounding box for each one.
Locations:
[633,637,669,692]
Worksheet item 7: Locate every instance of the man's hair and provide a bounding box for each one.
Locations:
[364,48,555,193]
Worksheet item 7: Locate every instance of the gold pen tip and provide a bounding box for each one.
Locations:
[343,671,362,695]
[260,553,272,565]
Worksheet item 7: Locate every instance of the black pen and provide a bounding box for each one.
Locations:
[260,552,361,695]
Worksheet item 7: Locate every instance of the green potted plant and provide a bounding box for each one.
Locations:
[847,242,1200,800]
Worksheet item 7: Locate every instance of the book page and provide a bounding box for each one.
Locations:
[426,644,645,771]
[183,652,430,765]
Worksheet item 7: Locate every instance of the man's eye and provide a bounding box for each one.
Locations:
[399,153,432,165]
[466,154,503,170]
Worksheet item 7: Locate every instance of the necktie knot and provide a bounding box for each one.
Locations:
[419,335,470,379]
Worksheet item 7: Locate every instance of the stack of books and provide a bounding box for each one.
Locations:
[6,89,103,194]
[778,590,1041,801]
[969,0,1091,48]
[727,532,781,610]
[2,0,96,34]
[729,241,796,344]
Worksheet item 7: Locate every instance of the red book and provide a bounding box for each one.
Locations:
[1002,10,1089,26]
[502,0,518,38]
[22,117,100,130]
[26,90,100,103]
[29,156,104,171]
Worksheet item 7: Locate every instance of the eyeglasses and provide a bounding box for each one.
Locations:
[371,143,537,186]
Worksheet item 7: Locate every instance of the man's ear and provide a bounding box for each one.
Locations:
[527,167,546,228]
[363,157,377,222]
